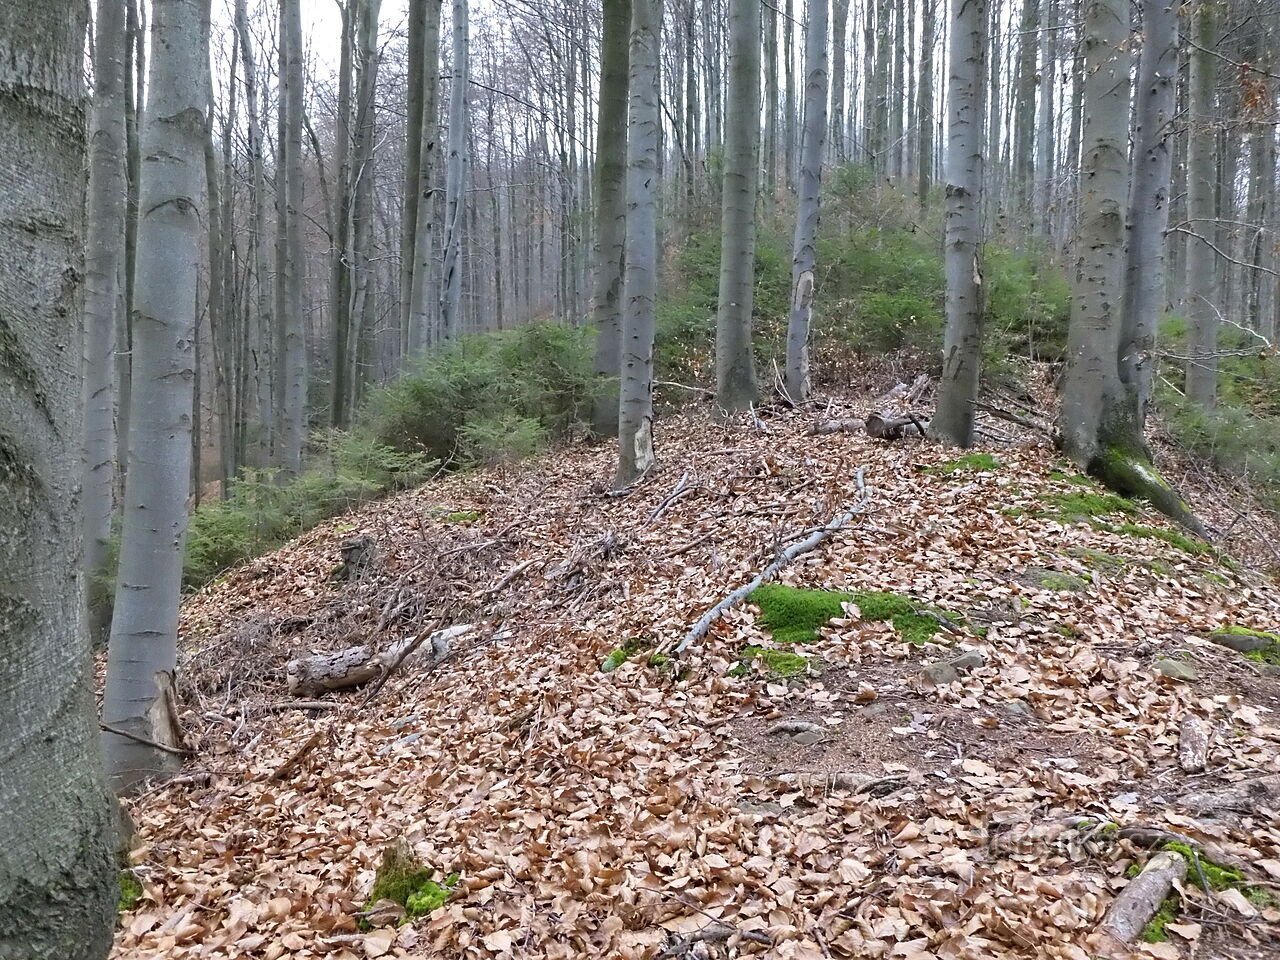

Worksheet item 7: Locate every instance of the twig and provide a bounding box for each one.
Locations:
[268,729,324,781]
[971,399,1054,434]
[671,467,871,656]
[99,722,192,756]
[648,471,694,524]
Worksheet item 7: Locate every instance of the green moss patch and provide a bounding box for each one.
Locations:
[1069,547,1127,573]
[601,637,651,673]
[1107,522,1209,556]
[927,453,1002,475]
[1041,490,1140,520]
[732,645,811,678]
[364,840,459,923]
[1022,567,1089,592]
[443,510,482,524]
[118,871,142,913]
[1140,894,1179,943]
[749,583,952,647]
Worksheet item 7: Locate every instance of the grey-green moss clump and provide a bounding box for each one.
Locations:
[364,841,459,922]
[1069,547,1126,573]
[749,583,949,646]
[1140,894,1179,943]
[443,510,482,524]
[118,871,142,913]
[1022,568,1089,592]
[927,453,1001,475]
[1107,522,1209,556]
[1040,490,1139,521]
[601,637,650,672]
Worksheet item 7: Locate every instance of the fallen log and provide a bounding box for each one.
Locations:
[865,411,929,440]
[1096,850,1186,947]
[285,623,476,696]
[672,467,870,656]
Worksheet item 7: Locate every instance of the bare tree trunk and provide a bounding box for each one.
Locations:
[274,0,307,475]
[119,0,145,485]
[1035,0,1058,238]
[1185,0,1218,408]
[917,0,937,205]
[103,0,206,791]
[1119,0,1177,424]
[784,0,797,188]
[591,0,632,438]
[1012,0,1039,223]
[715,0,762,413]
[615,0,662,487]
[346,0,383,408]
[0,1,118,952]
[83,0,129,641]
[930,0,988,446]
[785,0,830,402]
[406,1,444,354]
[439,0,470,340]
[830,0,850,161]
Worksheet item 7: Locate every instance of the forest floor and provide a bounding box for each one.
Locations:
[112,375,1280,960]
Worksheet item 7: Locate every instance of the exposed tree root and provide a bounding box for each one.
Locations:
[1090,447,1210,540]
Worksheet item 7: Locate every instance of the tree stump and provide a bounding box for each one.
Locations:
[334,535,376,581]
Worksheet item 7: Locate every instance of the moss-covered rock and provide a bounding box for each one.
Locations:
[1021,567,1089,592]
[364,839,458,923]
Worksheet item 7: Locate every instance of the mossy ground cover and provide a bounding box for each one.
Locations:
[729,645,811,678]
[364,842,459,923]
[926,453,1001,475]
[749,583,950,646]
[119,871,142,913]
[1132,842,1275,941]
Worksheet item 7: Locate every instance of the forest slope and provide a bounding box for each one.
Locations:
[114,389,1280,960]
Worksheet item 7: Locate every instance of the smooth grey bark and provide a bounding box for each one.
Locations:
[1035,0,1058,237]
[1184,0,1218,408]
[277,0,307,475]
[590,0,632,438]
[764,0,779,197]
[1058,0,1137,463]
[234,0,273,467]
[103,0,207,792]
[331,1,355,425]
[1012,0,1039,220]
[784,0,797,188]
[1119,0,1177,424]
[785,0,830,401]
[0,1,117,954]
[615,0,661,487]
[439,0,469,340]
[83,0,129,641]
[406,0,444,355]
[830,0,850,161]
[119,0,145,485]
[930,0,988,447]
[917,0,937,205]
[714,0,762,412]
[401,0,428,348]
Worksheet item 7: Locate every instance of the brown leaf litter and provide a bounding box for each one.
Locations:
[113,390,1280,960]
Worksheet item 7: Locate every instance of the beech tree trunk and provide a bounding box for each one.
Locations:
[406,0,444,355]
[830,0,850,161]
[83,0,129,641]
[930,0,988,446]
[1120,0,1177,424]
[277,0,307,474]
[103,0,207,792]
[714,0,762,413]
[0,1,118,953]
[785,0,830,402]
[615,0,661,488]
[1185,0,1218,408]
[439,0,470,340]
[917,0,937,205]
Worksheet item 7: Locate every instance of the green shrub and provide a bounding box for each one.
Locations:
[459,415,546,467]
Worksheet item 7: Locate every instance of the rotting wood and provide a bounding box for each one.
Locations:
[865,411,930,440]
[1117,823,1251,874]
[656,921,772,960]
[1095,850,1186,947]
[1178,773,1280,819]
[1178,715,1210,773]
[334,535,376,581]
[671,467,870,656]
[285,623,476,696]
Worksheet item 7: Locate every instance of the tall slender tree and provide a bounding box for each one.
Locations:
[276,0,306,474]
[930,0,989,446]
[1120,0,1178,423]
[440,0,470,339]
[406,0,445,355]
[785,0,830,401]
[715,0,762,412]
[590,0,633,438]
[1184,0,1218,408]
[102,0,208,790]
[84,0,130,641]
[615,0,662,487]
[0,0,117,952]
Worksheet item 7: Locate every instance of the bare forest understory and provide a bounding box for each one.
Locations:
[111,373,1280,960]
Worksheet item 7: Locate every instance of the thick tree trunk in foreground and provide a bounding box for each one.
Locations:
[84,0,129,641]
[1184,0,1218,408]
[103,0,207,792]
[439,0,470,340]
[930,0,988,447]
[1119,0,1177,425]
[406,0,444,356]
[785,0,830,402]
[590,0,632,438]
[0,1,118,954]
[615,0,661,488]
[715,0,762,413]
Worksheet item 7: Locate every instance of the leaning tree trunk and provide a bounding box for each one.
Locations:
[715,0,763,413]
[1184,0,1218,408]
[83,0,130,643]
[405,0,444,356]
[439,0,470,341]
[277,0,307,476]
[614,0,662,488]
[929,0,988,447]
[103,0,207,792]
[785,0,830,402]
[590,0,632,438]
[1119,0,1177,425]
[0,2,118,953]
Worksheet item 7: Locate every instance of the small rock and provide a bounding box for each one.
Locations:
[922,649,986,685]
[792,729,824,746]
[737,799,784,818]
[1155,658,1198,682]
[766,719,826,739]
